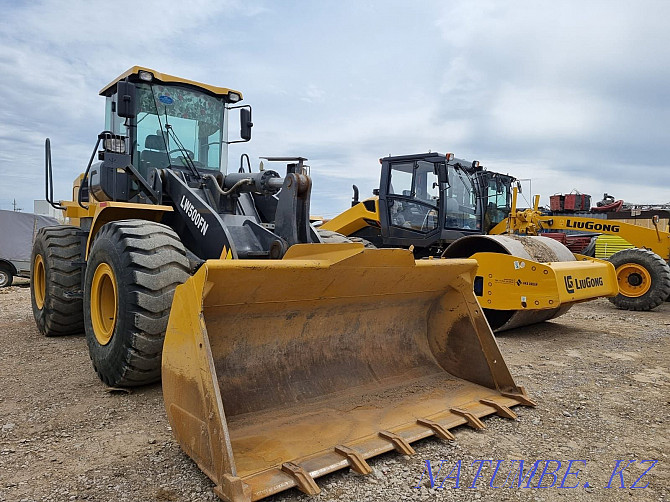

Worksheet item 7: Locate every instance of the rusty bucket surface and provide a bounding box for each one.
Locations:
[162,243,533,501]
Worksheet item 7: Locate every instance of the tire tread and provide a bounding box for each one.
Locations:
[85,220,189,387]
[31,225,84,336]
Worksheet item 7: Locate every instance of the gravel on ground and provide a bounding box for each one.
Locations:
[1,279,668,501]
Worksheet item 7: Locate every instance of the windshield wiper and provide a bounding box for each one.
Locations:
[165,123,201,180]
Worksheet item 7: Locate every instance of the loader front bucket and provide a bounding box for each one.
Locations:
[162,244,533,502]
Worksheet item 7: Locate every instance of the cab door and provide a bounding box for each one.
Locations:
[379,158,442,248]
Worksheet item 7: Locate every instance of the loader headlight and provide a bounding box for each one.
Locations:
[138,70,154,82]
[104,138,126,154]
[445,152,454,161]
[228,92,241,103]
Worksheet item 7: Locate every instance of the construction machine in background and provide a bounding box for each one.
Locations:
[490,190,670,310]
[31,69,534,501]
[320,152,618,331]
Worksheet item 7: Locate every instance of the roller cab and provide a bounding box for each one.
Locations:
[162,244,534,501]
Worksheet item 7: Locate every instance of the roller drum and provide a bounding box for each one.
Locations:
[443,234,576,332]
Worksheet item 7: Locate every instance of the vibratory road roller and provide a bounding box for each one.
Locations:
[321,152,617,331]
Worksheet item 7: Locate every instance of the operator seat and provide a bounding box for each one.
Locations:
[140,135,169,173]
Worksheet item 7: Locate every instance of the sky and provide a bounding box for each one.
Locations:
[0,0,668,217]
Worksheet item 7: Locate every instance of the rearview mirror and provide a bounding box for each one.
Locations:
[436,163,448,183]
[240,107,253,141]
[116,81,136,119]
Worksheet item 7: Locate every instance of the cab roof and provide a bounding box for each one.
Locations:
[99,66,242,99]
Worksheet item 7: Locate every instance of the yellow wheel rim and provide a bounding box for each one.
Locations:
[616,262,651,298]
[34,255,46,309]
[91,263,118,345]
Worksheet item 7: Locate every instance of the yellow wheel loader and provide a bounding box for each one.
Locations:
[490,189,670,311]
[31,68,534,501]
[320,152,617,331]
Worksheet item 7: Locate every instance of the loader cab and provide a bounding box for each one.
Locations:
[378,153,481,252]
[101,66,249,180]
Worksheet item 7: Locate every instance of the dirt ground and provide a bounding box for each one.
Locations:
[0,279,668,502]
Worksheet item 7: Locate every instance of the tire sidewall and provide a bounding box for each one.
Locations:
[0,265,12,288]
[608,249,670,310]
[84,228,132,385]
[31,231,49,332]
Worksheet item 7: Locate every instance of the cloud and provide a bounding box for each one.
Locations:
[0,0,668,216]
[427,0,670,206]
[300,84,326,103]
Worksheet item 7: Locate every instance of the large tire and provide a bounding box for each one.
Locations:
[83,220,190,387]
[317,229,353,244]
[0,264,13,287]
[348,236,377,249]
[607,248,670,311]
[316,230,378,249]
[31,226,84,336]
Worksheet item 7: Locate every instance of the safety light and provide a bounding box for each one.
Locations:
[228,92,241,103]
[445,152,454,161]
[138,70,154,82]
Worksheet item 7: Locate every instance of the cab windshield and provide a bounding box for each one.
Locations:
[445,163,479,230]
[132,83,225,175]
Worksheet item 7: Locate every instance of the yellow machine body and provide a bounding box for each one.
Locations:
[320,197,380,236]
[472,252,617,310]
[40,71,534,502]
[490,188,670,311]
[162,244,533,501]
[489,191,670,261]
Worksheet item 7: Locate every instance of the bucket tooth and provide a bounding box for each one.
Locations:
[378,431,416,455]
[281,462,320,496]
[416,418,455,441]
[450,408,486,430]
[502,386,538,407]
[480,399,518,420]
[334,445,372,475]
[213,474,251,502]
